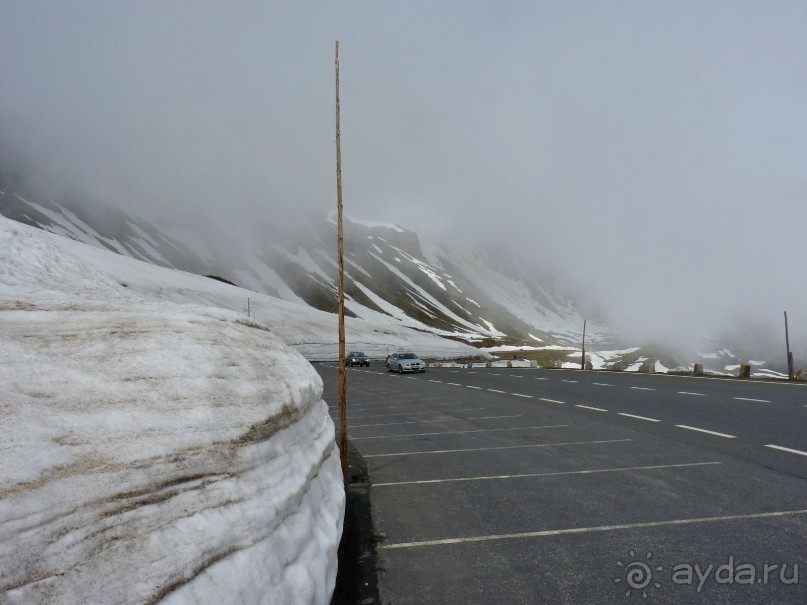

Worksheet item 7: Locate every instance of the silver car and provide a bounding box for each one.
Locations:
[386,352,426,373]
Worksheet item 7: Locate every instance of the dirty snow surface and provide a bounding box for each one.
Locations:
[0,216,345,604]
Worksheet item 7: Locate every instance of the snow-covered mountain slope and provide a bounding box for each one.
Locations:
[0,175,789,376]
[0,175,610,348]
[0,216,347,603]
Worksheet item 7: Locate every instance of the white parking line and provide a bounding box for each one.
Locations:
[348,410,460,419]
[576,404,607,412]
[465,415,522,420]
[534,377,548,381]
[593,383,613,387]
[734,397,771,403]
[630,387,656,391]
[765,444,807,457]
[509,375,524,378]
[373,461,721,487]
[383,509,807,549]
[352,424,568,441]
[363,438,632,458]
[618,413,661,422]
[512,393,533,398]
[678,392,705,397]
[466,385,482,390]
[375,402,463,409]
[676,425,736,439]
[447,382,462,386]
[487,389,506,394]
[563,380,578,384]
[539,398,565,404]
[350,415,520,428]
[428,379,443,384]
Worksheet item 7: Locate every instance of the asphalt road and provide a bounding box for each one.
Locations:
[317,364,807,604]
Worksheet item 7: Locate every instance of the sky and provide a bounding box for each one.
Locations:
[2,1,806,357]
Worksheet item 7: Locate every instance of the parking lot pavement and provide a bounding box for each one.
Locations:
[318,364,807,604]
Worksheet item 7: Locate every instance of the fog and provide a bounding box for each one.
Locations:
[2,2,806,362]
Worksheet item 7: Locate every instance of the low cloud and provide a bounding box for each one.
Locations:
[2,2,805,364]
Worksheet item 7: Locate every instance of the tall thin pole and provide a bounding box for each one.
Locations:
[581,319,587,370]
[335,41,348,484]
[785,311,795,381]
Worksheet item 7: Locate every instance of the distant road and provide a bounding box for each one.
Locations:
[317,364,807,604]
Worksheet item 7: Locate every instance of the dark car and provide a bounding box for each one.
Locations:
[348,351,370,367]
[386,352,426,373]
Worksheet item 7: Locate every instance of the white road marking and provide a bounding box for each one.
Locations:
[630,387,656,391]
[428,379,443,384]
[563,380,578,384]
[676,425,736,439]
[539,398,565,404]
[447,382,462,386]
[465,414,522,420]
[350,415,520,428]
[618,413,661,422]
[350,402,464,412]
[678,392,705,397]
[363,438,632,458]
[765,444,807,457]
[352,424,568,441]
[383,509,807,549]
[374,461,721,487]
[467,371,477,374]
[576,404,607,412]
[593,383,613,387]
[487,388,506,394]
[348,411,456,419]
[534,377,548,381]
[509,375,524,378]
[466,385,483,390]
[734,397,771,403]
[512,393,533,398]
[490,373,501,376]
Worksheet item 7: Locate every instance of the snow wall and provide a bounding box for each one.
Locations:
[0,218,344,604]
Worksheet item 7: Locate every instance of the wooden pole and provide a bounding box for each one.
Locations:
[335,41,348,484]
[785,311,795,381]
[581,319,587,370]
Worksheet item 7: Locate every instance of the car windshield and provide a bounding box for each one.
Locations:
[399,353,418,360]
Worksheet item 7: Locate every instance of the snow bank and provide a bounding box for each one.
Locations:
[0,217,344,603]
